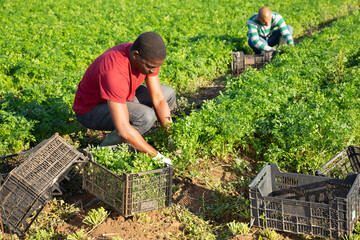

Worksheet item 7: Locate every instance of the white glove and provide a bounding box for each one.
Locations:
[154,152,173,165]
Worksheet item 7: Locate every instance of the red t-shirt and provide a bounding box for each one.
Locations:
[72,43,159,114]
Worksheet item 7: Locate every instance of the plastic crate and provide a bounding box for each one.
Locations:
[0,175,52,236]
[315,146,360,178]
[8,133,87,193]
[249,163,360,239]
[82,151,173,217]
[0,133,88,236]
[0,153,25,186]
[0,143,66,195]
[231,51,275,75]
[0,138,49,185]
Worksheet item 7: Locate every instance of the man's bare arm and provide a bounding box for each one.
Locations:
[145,75,172,132]
[107,100,157,156]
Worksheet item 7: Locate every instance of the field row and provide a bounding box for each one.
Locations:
[0,0,359,155]
[168,9,360,173]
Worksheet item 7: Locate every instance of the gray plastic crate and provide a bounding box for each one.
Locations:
[0,153,25,186]
[315,146,360,178]
[0,175,52,236]
[82,150,173,217]
[0,138,48,185]
[9,133,87,193]
[249,163,360,239]
[231,51,275,75]
[0,133,87,236]
[0,142,65,195]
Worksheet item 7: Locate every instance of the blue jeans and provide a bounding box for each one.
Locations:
[76,85,176,135]
[248,25,293,54]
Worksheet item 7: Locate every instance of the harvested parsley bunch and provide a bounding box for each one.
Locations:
[89,144,164,174]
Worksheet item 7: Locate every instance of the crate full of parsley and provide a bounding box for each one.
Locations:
[82,144,173,217]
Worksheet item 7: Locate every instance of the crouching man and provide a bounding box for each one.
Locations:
[247,7,294,54]
[72,32,175,165]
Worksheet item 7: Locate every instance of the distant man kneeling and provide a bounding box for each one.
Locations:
[72,32,175,165]
[247,7,294,54]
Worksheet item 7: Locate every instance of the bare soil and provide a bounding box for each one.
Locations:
[57,156,251,240]
[53,154,313,240]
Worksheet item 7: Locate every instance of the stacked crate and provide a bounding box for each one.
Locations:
[0,133,87,236]
[315,146,360,178]
[249,162,360,239]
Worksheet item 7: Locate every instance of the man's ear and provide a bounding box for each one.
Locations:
[132,50,140,58]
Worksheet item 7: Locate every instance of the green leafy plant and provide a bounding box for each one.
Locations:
[175,206,216,240]
[67,229,90,240]
[0,109,36,155]
[48,198,81,219]
[90,144,164,173]
[26,226,58,240]
[63,207,109,240]
[25,198,80,239]
[233,157,251,174]
[135,212,151,224]
[227,221,251,236]
[259,228,279,240]
[343,234,360,240]
[83,207,109,229]
[354,221,360,234]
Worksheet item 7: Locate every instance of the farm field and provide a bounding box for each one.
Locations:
[1,0,360,239]
[1,0,359,154]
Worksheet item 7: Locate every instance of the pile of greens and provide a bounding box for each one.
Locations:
[89,144,165,174]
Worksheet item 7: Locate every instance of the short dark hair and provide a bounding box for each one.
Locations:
[131,32,166,60]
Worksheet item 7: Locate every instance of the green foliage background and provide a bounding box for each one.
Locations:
[0,0,359,168]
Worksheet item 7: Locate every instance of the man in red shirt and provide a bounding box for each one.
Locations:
[73,32,175,164]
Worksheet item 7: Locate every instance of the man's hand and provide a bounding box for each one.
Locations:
[153,152,172,165]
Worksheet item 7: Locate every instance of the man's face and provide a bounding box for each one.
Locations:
[134,53,164,75]
[258,15,271,26]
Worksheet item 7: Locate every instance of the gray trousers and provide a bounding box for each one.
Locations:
[76,85,176,135]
